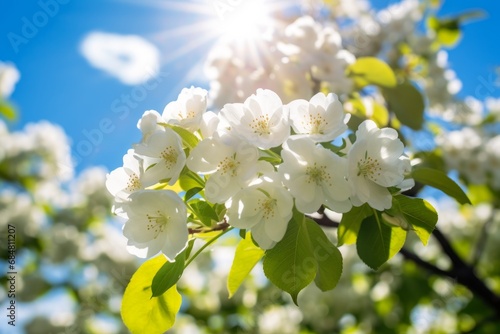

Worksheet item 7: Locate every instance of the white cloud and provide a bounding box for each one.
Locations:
[0,61,20,99]
[80,31,160,85]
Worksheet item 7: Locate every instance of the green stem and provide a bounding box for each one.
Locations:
[184,227,234,268]
[261,149,282,160]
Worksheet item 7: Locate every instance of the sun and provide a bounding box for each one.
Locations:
[213,1,273,41]
[127,0,292,92]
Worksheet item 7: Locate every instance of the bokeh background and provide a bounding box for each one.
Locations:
[1,0,500,333]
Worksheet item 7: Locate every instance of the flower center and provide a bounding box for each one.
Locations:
[179,110,196,120]
[161,146,178,169]
[250,114,271,135]
[306,163,332,186]
[146,210,169,239]
[126,173,141,192]
[256,197,277,220]
[357,152,381,181]
[302,113,327,134]
[218,155,240,176]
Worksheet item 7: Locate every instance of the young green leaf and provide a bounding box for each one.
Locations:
[346,57,397,88]
[383,81,425,130]
[184,187,202,201]
[164,124,199,149]
[338,204,372,246]
[264,212,343,304]
[427,16,461,47]
[356,214,407,270]
[121,256,182,334]
[427,11,484,48]
[305,218,343,292]
[0,99,17,121]
[179,170,205,191]
[189,199,220,226]
[151,252,186,297]
[263,213,317,304]
[371,101,389,127]
[412,167,471,205]
[393,195,438,246]
[227,232,265,298]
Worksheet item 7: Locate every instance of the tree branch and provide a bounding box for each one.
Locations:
[311,212,500,318]
[188,221,229,234]
[310,213,339,228]
[432,228,500,317]
[472,217,494,267]
[398,248,451,278]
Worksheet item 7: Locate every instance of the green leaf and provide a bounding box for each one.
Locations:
[239,228,247,239]
[346,57,397,89]
[383,81,425,130]
[338,204,372,246]
[467,184,494,205]
[227,232,265,298]
[372,101,389,127]
[427,16,461,47]
[184,187,202,201]
[305,218,343,292]
[179,170,204,191]
[163,124,199,149]
[427,11,484,48]
[356,214,407,270]
[412,167,471,205]
[263,213,317,304]
[151,252,186,297]
[189,199,220,226]
[393,195,438,246]
[0,99,17,121]
[263,212,343,304]
[121,256,182,334]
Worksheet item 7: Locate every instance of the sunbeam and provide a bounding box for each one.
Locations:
[120,0,295,91]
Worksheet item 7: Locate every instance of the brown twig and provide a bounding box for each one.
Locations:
[188,221,230,234]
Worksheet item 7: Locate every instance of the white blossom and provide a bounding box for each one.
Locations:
[162,86,208,132]
[226,175,293,249]
[220,89,289,149]
[347,120,411,211]
[187,134,261,203]
[137,109,164,142]
[484,135,500,188]
[485,97,500,119]
[134,128,186,186]
[106,150,150,216]
[122,189,188,260]
[279,136,352,214]
[288,92,348,142]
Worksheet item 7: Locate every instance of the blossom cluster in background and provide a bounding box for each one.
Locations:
[205,0,483,127]
[438,125,500,189]
[0,119,137,333]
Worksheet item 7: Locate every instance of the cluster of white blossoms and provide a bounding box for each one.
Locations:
[0,120,74,181]
[437,127,500,189]
[107,87,413,260]
[205,15,356,108]
[204,0,468,126]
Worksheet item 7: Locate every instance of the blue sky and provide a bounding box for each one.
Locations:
[1,0,499,175]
